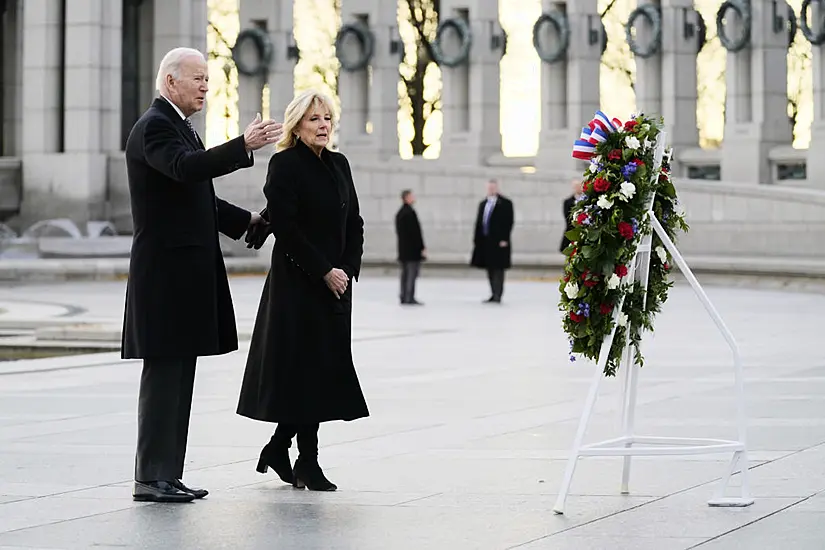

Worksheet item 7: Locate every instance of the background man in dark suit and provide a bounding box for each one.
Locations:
[471,179,514,303]
[395,189,426,305]
[560,178,584,253]
[121,47,282,503]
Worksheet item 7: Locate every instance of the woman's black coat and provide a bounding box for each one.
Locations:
[237,140,369,424]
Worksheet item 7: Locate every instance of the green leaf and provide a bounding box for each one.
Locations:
[565,229,581,242]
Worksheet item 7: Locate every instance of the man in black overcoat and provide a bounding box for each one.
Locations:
[470,179,515,303]
[121,47,282,503]
[395,189,426,305]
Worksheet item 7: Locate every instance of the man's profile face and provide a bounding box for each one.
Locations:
[167,55,209,117]
[405,192,416,205]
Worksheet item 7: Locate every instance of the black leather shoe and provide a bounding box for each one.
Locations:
[170,479,208,499]
[132,481,195,503]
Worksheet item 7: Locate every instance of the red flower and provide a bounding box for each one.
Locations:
[633,158,644,165]
[570,312,584,323]
[608,150,622,161]
[583,279,598,288]
[663,262,671,271]
[599,303,613,315]
[593,178,610,193]
[617,221,634,240]
[659,173,668,182]
[624,120,638,131]
[563,274,570,282]
[615,264,628,278]
[583,181,591,192]
[576,212,588,225]
[571,248,577,256]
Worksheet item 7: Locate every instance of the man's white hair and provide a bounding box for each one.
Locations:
[155,47,205,92]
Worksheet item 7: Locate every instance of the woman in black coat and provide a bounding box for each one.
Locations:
[237,90,368,491]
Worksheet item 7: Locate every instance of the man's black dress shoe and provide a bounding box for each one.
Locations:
[132,481,195,503]
[170,479,208,499]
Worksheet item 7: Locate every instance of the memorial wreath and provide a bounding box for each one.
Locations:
[559,111,689,377]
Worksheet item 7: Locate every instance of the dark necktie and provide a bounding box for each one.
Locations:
[184,118,198,140]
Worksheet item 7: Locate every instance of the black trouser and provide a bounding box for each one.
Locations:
[135,357,197,482]
[399,261,421,303]
[487,268,505,300]
[272,423,320,459]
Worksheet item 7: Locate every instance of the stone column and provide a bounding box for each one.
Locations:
[720,1,792,184]
[439,0,502,166]
[536,0,600,171]
[634,0,662,119]
[266,0,296,124]
[337,0,399,161]
[807,2,825,186]
[1,0,23,156]
[153,0,208,134]
[20,0,62,156]
[660,0,700,174]
[238,1,266,131]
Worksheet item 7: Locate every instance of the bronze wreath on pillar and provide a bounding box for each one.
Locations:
[625,4,662,58]
[716,0,752,52]
[232,27,274,77]
[532,11,570,64]
[335,22,375,72]
[432,17,473,67]
[801,0,825,45]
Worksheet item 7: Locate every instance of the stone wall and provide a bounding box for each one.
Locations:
[201,153,825,267]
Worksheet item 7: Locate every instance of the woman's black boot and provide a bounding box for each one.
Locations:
[292,424,337,491]
[256,424,296,484]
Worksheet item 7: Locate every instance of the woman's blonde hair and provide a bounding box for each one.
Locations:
[276,89,338,152]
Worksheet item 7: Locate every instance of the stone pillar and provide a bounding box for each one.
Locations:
[807,2,825,186]
[153,0,207,134]
[266,0,296,124]
[1,0,23,156]
[536,0,600,171]
[20,0,62,156]
[439,0,502,165]
[337,0,399,161]
[19,0,124,228]
[660,0,700,174]
[634,0,663,119]
[720,1,792,184]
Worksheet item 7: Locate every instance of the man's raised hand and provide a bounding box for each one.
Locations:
[243,113,283,151]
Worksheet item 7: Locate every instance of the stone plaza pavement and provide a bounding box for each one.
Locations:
[0,272,823,549]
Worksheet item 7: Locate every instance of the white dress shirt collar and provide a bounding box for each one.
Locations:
[160,95,187,120]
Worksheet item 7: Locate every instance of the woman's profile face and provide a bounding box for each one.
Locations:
[297,101,332,152]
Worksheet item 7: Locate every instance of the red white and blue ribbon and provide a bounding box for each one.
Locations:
[571,110,624,161]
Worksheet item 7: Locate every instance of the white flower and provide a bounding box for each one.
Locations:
[655,245,667,263]
[617,312,628,326]
[564,281,579,299]
[594,155,602,163]
[620,181,636,200]
[607,273,621,290]
[643,138,654,150]
[596,195,614,210]
[589,162,599,174]
[625,136,641,150]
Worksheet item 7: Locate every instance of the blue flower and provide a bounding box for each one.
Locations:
[621,162,638,180]
[577,302,591,318]
[631,217,639,233]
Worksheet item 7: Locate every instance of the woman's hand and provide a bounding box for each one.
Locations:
[323,268,349,299]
